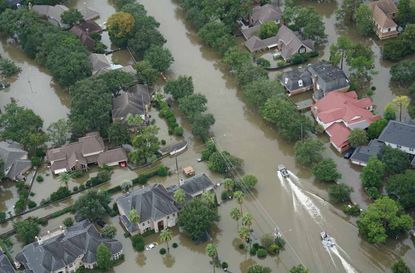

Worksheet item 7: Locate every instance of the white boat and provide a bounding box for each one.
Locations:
[278,164,290,178]
[320,231,335,247]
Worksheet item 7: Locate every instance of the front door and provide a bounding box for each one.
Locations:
[157,220,164,231]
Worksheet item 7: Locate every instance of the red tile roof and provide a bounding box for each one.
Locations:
[326,123,351,150]
[313,91,380,126]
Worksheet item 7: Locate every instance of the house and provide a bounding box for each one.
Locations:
[250,4,282,26]
[0,140,32,181]
[70,21,102,51]
[116,184,179,235]
[368,0,398,39]
[350,139,384,166]
[179,173,215,198]
[89,53,111,75]
[46,132,127,174]
[275,25,314,61]
[79,7,100,21]
[378,120,415,155]
[280,67,313,95]
[308,61,350,100]
[244,35,279,53]
[15,221,123,273]
[31,5,69,28]
[5,0,21,9]
[312,91,380,152]
[158,140,188,156]
[0,252,15,273]
[112,84,151,122]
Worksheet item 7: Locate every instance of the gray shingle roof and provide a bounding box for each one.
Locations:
[251,4,282,24]
[0,253,15,273]
[0,140,31,180]
[378,120,415,149]
[276,25,314,60]
[116,184,178,226]
[15,221,122,273]
[112,85,150,120]
[281,68,312,93]
[179,173,214,197]
[350,139,384,165]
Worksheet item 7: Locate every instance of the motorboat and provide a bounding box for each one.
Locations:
[278,164,290,178]
[320,231,335,247]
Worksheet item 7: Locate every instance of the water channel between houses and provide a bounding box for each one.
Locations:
[0,0,414,272]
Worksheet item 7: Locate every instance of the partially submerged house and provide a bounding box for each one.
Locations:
[0,252,15,273]
[46,132,127,174]
[112,84,151,122]
[312,91,380,152]
[350,139,384,166]
[368,0,398,39]
[89,53,111,75]
[0,140,32,181]
[280,67,313,96]
[308,61,350,100]
[178,173,215,198]
[79,7,100,21]
[116,184,179,235]
[31,5,69,28]
[378,120,415,155]
[15,220,123,273]
[70,21,102,51]
[158,140,188,156]
[250,4,282,25]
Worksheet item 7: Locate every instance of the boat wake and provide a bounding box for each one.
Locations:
[328,245,359,273]
[277,172,289,192]
[286,177,322,220]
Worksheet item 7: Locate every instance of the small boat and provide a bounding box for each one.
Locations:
[278,164,290,178]
[320,231,335,247]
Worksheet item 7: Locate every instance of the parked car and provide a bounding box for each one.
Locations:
[96,218,106,228]
[145,242,158,251]
[343,148,355,159]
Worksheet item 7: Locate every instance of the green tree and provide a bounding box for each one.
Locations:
[382,38,413,61]
[107,11,135,47]
[387,96,410,122]
[238,225,250,246]
[101,225,117,239]
[329,36,352,69]
[164,76,194,100]
[361,157,385,190]
[230,207,241,229]
[223,47,251,73]
[247,264,271,273]
[290,264,309,273]
[390,60,415,86]
[328,183,353,203]
[178,94,208,122]
[126,114,144,127]
[236,63,268,87]
[47,118,70,147]
[201,191,216,208]
[96,243,112,271]
[312,158,341,182]
[74,190,110,222]
[108,122,130,146]
[63,217,74,227]
[243,80,283,109]
[69,78,112,137]
[134,60,159,86]
[144,46,174,73]
[348,129,368,148]
[386,170,415,209]
[391,259,411,273]
[131,234,145,251]
[206,243,218,273]
[379,146,410,176]
[60,9,83,27]
[97,70,135,97]
[130,125,160,164]
[294,138,325,167]
[207,151,242,176]
[357,196,412,243]
[0,58,21,77]
[384,104,396,121]
[233,191,245,214]
[396,0,414,27]
[355,4,374,36]
[173,188,186,206]
[241,213,253,229]
[14,218,40,244]
[160,228,173,254]
[223,178,235,192]
[58,172,71,189]
[336,0,363,24]
[259,21,279,39]
[241,174,258,191]
[127,24,166,60]
[367,119,388,139]
[0,102,47,153]
[198,21,235,55]
[129,208,140,225]
[191,113,215,141]
[178,198,217,241]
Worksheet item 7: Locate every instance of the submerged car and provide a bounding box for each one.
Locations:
[278,164,290,178]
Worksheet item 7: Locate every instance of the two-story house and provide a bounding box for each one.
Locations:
[378,120,415,155]
[368,0,398,39]
[0,140,32,181]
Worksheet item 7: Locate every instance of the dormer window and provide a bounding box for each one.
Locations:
[298,80,303,87]
[284,78,288,84]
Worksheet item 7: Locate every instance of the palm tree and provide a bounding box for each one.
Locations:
[241,213,253,229]
[58,172,71,189]
[173,188,186,206]
[238,226,250,247]
[223,178,235,192]
[159,228,173,254]
[205,243,218,273]
[202,191,216,208]
[230,207,241,229]
[233,191,245,214]
[129,209,140,226]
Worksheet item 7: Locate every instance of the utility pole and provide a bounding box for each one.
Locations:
[175,150,180,184]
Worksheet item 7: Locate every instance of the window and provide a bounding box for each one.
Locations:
[298,80,303,87]
[388,28,391,32]
[299,47,305,53]
[167,216,170,219]
[397,145,402,148]
[142,223,145,226]
[409,148,414,151]
[284,78,288,84]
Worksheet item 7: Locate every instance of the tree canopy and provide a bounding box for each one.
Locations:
[294,138,325,167]
[107,11,135,46]
[390,60,415,86]
[14,218,40,245]
[386,170,415,209]
[391,259,411,273]
[178,198,217,241]
[357,196,412,244]
[243,80,283,109]
[96,243,112,271]
[348,129,368,148]
[259,21,279,39]
[367,119,388,139]
[329,183,353,203]
[74,190,111,222]
[164,76,194,100]
[361,157,385,199]
[60,9,83,27]
[355,4,374,36]
[130,125,160,165]
[47,118,70,147]
[144,46,174,73]
[198,20,235,55]
[379,146,410,176]
[312,158,341,182]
